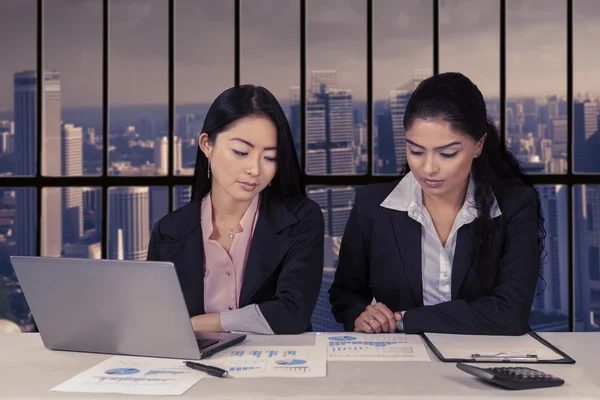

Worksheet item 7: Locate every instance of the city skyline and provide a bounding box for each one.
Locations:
[1,0,600,110]
[0,0,598,335]
[0,65,598,333]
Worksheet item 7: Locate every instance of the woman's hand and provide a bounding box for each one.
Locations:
[190,313,223,332]
[354,302,402,333]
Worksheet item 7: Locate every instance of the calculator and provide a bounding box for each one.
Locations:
[456,363,565,390]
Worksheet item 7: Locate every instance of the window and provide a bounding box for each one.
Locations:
[0,0,598,333]
[240,0,300,156]
[506,0,566,175]
[306,0,367,176]
[439,0,500,122]
[573,0,599,173]
[373,0,432,175]
[109,0,168,176]
[175,0,234,176]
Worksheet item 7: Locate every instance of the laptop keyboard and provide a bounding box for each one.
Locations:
[196,339,219,349]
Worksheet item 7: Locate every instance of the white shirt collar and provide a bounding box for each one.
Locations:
[380,171,502,221]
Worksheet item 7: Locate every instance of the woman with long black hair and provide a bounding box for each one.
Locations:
[330,72,545,336]
[148,85,324,335]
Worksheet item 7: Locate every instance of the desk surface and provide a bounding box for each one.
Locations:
[1,332,598,399]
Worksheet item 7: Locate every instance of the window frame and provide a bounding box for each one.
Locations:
[1,0,597,332]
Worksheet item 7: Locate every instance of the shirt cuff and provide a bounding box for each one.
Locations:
[220,304,275,335]
[396,310,407,332]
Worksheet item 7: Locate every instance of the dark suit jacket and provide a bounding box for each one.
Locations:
[147,192,324,334]
[329,181,541,335]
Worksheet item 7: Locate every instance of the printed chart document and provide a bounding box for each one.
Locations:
[51,356,202,396]
[316,333,431,362]
[201,345,327,378]
[423,332,565,361]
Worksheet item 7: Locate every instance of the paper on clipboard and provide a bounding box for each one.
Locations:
[423,333,564,361]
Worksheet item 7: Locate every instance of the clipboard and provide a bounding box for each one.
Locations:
[421,331,576,364]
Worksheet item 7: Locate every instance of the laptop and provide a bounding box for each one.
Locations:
[10,256,246,360]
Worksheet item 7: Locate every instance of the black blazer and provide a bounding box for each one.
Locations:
[329,181,541,336]
[147,192,325,334]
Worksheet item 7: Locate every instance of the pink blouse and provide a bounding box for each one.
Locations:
[201,193,259,313]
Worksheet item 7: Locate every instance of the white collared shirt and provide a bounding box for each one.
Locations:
[380,172,502,330]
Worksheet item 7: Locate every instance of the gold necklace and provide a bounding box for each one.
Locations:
[217,218,241,239]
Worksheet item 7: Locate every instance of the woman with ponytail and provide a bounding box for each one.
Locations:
[329,72,545,335]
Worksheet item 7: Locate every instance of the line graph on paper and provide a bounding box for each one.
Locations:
[317,333,431,362]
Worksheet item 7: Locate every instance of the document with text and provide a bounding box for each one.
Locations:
[316,333,431,362]
[200,344,327,378]
[51,356,202,396]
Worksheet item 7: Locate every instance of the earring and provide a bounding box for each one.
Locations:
[475,151,481,158]
[207,159,211,178]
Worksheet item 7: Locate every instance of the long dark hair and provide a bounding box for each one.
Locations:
[401,72,546,281]
[190,84,305,202]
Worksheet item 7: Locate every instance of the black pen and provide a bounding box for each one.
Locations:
[183,361,230,378]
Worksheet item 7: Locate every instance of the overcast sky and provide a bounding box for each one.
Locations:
[0,0,598,109]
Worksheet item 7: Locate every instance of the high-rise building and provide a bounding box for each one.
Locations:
[289,86,301,156]
[82,187,102,240]
[389,89,411,172]
[14,70,62,257]
[0,131,13,154]
[174,136,183,175]
[574,185,592,331]
[583,185,600,330]
[306,71,356,175]
[174,185,192,210]
[533,186,569,322]
[549,118,568,160]
[154,136,168,175]
[307,186,356,237]
[62,124,83,243]
[574,101,599,172]
[108,187,150,260]
[375,110,396,174]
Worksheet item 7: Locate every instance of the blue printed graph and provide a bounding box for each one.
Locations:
[105,368,140,375]
[275,359,307,366]
[229,366,262,372]
[327,335,357,341]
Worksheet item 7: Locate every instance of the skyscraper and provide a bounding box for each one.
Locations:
[108,187,150,260]
[62,124,83,243]
[82,187,102,240]
[174,185,191,210]
[306,71,356,175]
[533,185,569,323]
[154,136,168,175]
[389,88,411,172]
[14,70,62,256]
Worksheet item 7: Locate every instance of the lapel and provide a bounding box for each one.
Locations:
[451,224,474,299]
[390,210,424,306]
[153,200,206,315]
[238,192,297,306]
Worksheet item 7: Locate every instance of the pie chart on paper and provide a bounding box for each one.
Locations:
[275,359,307,366]
[104,368,140,375]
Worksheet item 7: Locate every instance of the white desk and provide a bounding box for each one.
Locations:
[1,332,598,399]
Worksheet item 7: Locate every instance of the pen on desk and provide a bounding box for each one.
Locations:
[183,361,230,378]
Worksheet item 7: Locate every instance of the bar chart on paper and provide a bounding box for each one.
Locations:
[316,333,431,362]
[204,346,327,378]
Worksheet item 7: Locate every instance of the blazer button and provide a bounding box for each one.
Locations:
[226,271,231,276]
